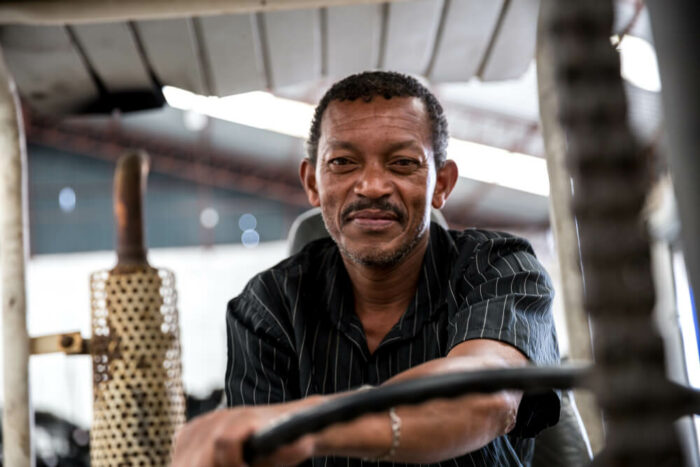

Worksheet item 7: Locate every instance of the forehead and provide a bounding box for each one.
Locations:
[320,96,430,140]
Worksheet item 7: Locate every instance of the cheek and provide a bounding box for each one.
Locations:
[318,188,342,228]
[318,174,351,211]
[319,186,340,209]
[412,197,430,223]
[399,178,431,213]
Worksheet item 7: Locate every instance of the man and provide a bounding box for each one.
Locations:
[173,71,559,466]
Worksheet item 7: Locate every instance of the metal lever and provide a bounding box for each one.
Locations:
[30,331,89,355]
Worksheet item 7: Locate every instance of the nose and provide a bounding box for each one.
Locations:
[354,162,393,199]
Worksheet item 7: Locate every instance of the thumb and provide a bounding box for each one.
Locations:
[255,434,316,467]
[214,435,247,467]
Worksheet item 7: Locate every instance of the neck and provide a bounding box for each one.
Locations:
[343,235,429,354]
[343,235,429,316]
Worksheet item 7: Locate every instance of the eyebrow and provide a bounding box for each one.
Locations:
[325,140,360,153]
[384,140,424,154]
[325,139,424,155]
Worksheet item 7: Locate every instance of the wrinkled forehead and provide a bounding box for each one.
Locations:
[320,96,431,139]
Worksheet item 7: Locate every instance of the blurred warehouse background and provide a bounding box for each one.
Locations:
[0,0,694,464]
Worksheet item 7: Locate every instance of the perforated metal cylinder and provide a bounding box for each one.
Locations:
[90,266,185,466]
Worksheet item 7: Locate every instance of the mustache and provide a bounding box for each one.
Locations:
[341,199,405,223]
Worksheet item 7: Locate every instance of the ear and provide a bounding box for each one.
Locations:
[300,158,321,207]
[432,160,458,209]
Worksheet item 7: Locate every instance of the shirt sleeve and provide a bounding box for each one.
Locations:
[446,232,561,437]
[225,275,298,407]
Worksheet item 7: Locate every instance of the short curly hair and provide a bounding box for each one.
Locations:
[306,71,449,167]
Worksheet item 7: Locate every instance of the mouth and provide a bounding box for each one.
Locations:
[346,209,399,230]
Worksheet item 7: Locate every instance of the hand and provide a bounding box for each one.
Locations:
[172,405,316,467]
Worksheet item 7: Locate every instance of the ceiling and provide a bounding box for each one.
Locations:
[0,0,540,115]
[0,0,663,231]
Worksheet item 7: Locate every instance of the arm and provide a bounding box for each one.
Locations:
[312,339,527,463]
[173,234,558,465]
[173,339,527,466]
[312,234,560,461]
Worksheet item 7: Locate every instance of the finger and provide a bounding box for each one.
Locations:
[255,434,316,467]
[174,412,214,454]
[174,410,236,467]
[214,433,246,467]
[173,422,201,466]
[173,422,217,466]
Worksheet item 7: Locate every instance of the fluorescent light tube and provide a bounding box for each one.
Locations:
[163,86,549,196]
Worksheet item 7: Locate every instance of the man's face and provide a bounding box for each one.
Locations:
[301,96,452,268]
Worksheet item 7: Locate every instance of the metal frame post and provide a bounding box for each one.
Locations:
[645,0,700,354]
[0,45,32,467]
[542,1,686,464]
[536,6,604,454]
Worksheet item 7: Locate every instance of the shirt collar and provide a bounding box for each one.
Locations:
[324,223,454,343]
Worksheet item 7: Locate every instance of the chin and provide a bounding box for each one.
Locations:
[339,229,427,268]
[342,248,405,268]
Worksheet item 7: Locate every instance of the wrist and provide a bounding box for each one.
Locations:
[289,394,331,457]
[312,410,393,459]
[362,408,401,462]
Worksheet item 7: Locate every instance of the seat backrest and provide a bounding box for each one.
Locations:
[532,390,593,467]
[287,207,448,255]
[287,208,328,256]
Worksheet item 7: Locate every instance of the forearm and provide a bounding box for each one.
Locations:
[174,342,527,466]
[313,393,517,463]
[310,352,523,463]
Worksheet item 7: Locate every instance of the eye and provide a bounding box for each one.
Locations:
[327,156,357,172]
[329,157,351,166]
[390,157,420,172]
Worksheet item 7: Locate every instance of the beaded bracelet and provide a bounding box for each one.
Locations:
[363,407,402,463]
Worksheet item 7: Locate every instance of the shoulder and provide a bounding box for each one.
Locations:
[263,235,340,289]
[432,224,538,265]
[244,235,337,289]
[227,237,339,326]
[447,226,534,253]
[432,224,551,289]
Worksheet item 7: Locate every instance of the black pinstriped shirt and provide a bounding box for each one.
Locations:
[226,223,560,467]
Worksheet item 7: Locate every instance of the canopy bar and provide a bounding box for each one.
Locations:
[0,0,412,25]
[0,45,31,467]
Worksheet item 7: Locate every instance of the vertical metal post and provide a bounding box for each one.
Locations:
[645,0,700,346]
[536,6,604,454]
[0,46,32,467]
[541,1,685,464]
